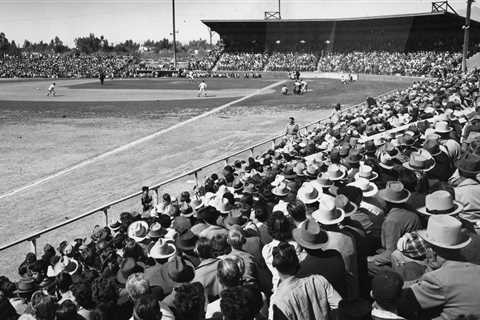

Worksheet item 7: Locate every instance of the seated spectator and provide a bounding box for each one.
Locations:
[269,242,341,320]
[371,271,405,320]
[399,215,480,319]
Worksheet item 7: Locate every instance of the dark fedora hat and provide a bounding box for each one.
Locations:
[14,278,37,294]
[197,205,220,223]
[363,140,377,155]
[175,230,198,251]
[345,150,363,165]
[167,256,195,284]
[224,208,248,228]
[292,218,328,249]
[116,257,144,285]
[456,151,480,175]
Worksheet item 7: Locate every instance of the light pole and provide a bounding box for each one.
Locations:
[462,0,474,73]
[172,0,177,69]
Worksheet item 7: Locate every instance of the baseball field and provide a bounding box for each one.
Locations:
[0,75,412,276]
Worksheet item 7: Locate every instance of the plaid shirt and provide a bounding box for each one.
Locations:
[396,231,428,260]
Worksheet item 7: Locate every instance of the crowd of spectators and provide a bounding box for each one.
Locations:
[187,47,224,71]
[215,53,269,71]
[265,52,318,72]
[317,51,463,77]
[2,62,480,320]
[0,54,138,78]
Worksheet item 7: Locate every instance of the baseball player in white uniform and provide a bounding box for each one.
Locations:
[46,82,56,96]
[198,80,207,97]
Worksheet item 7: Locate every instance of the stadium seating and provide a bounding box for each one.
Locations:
[317,51,462,77]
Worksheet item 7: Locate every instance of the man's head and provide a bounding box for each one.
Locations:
[272,242,299,276]
[220,285,263,320]
[371,271,403,311]
[126,273,150,301]
[172,282,205,320]
[227,227,246,250]
[217,256,245,289]
[289,117,295,124]
[133,294,162,320]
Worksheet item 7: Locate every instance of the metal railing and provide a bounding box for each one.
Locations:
[0,89,398,255]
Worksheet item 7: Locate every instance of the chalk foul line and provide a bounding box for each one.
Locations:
[0,80,286,200]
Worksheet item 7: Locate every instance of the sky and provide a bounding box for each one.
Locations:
[0,0,476,47]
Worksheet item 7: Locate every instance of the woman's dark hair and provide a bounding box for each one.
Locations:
[70,281,95,310]
[162,193,171,203]
[0,276,16,298]
[56,272,72,293]
[267,211,293,241]
[210,233,231,258]
[220,285,262,320]
[55,300,78,320]
[172,282,205,320]
[272,242,299,276]
[195,237,212,259]
[253,206,269,223]
[133,294,162,320]
[287,200,306,223]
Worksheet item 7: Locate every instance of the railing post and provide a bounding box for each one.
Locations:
[29,236,38,257]
[224,157,229,166]
[103,207,110,226]
[271,138,276,149]
[194,171,199,188]
[153,188,159,205]
[250,148,254,157]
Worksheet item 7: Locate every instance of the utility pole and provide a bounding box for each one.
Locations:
[462,0,474,73]
[172,0,177,69]
[278,0,281,19]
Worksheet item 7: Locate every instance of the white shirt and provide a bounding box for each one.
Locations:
[199,82,207,90]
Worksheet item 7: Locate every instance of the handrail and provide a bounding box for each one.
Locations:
[0,88,398,253]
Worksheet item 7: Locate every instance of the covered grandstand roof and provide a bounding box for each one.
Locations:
[202,11,480,52]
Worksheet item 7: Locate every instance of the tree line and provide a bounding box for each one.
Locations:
[0,32,215,57]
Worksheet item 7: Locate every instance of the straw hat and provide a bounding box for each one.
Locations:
[378,181,410,204]
[312,196,345,225]
[297,182,323,204]
[418,215,471,249]
[148,222,166,239]
[127,221,149,242]
[354,165,379,181]
[270,175,285,187]
[417,190,464,216]
[402,149,436,172]
[379,153,396,170]
[149,239,176,259]
[348,177,379,198]
[272,182,290,197]
[434,121,453,133]
[324,164,347,181]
